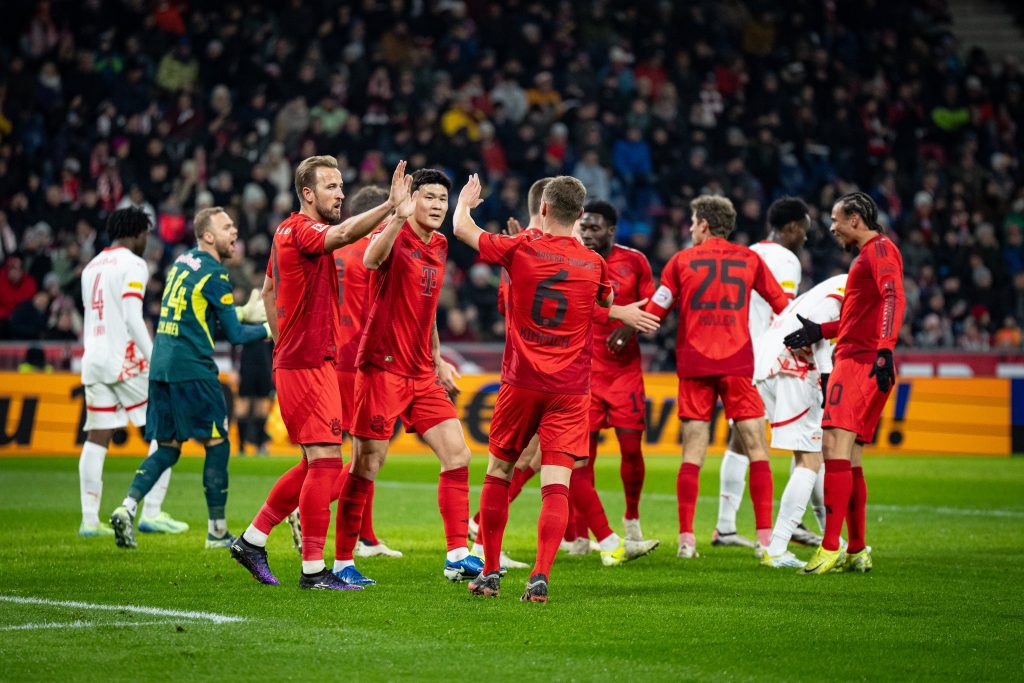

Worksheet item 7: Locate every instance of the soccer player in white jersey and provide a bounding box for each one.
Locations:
[714,197,810,550]
[78,208,187,537]
[756,275,847,568]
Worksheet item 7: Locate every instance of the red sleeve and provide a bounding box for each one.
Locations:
[293,220,329,255]
[637,252,656,301]
[595,257,612,303]
[752,256,789,314]
[265,253,273,278]
[821,320,840,339]
[592,303,611,324]
[870,241,906,351]
[478,232,524,270]
[644,254,680,319]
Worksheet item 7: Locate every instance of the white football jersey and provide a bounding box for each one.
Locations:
[749,241,802,339]
[80,246,151,384]
[754,274,847,382]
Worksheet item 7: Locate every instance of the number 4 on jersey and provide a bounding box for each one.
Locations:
[162,266,189,321]
[91,273,105,320]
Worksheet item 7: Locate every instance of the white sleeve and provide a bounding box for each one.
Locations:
[123,295,153,361]
[778,256,802,298]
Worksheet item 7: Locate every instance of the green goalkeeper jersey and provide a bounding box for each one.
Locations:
[150,248,268,382]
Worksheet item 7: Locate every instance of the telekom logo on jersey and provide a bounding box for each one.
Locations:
[420,266,438,296]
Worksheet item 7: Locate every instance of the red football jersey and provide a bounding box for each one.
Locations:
[647,236,788,378]
[497,227,542,317]
[479,231,612,395]
[356,222,447,379]
[591,244,655,374]
[833,234,906,361]
[335,235,372,372]
[267,212,341,369]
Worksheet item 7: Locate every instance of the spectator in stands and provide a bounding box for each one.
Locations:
[9,290,51,340]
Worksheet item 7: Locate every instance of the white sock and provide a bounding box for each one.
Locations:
[598,532,620,551]
[79,442,107,526]
[121,496,138,517]
[333,559,354,572]
[717,450,749,534]
[302,560,326,574]
[471,542,484,557]
[242,524,268,547]
[767,467,818,556]
[208,519,227,536]
[811,466,826,532]
[142,468,171,519]
[446,547,469,562]
[789,455,796,476]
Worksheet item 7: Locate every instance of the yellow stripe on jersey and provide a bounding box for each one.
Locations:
[191,273,215,348]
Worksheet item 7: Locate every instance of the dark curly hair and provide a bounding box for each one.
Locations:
[411,169,452,192]
[583,200,618,227]
[107,207,151,241]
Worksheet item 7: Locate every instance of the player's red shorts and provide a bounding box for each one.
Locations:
[822,356,891,443]
[589,371,646,431]
[336,368,357,432]
[350,364,456,440]
[678,374,763,422]
[275,364,344,445]
[489,382,589,468]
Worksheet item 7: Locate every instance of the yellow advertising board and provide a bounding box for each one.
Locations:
[0,372,1012,457]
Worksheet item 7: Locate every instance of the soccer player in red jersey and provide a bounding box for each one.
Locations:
[644,195,789,560]
[577,199,658,548]
[455,174,659,603]
[784,192,905,574]
[230,156,412,590]
[331,185,403,559]
[333,169,478,586]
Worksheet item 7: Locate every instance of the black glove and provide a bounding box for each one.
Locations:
[820,373,830,409]
[783,314,823,349]
[868,348,896,393]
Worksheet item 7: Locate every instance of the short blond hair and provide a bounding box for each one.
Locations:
[691,195,736,237]
[194,206,226,240]
[294,155,339,201]
[542,176,586,226]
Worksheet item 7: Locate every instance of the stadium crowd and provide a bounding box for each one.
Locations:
[2,0,1024,357]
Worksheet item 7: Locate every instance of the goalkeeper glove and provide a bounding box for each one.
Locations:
[868,348,895,392]
[783,314,823,349]
[235,288,267,324]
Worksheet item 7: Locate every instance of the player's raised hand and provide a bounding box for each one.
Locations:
[388,160,411,207]
[783,314,823,349]
[457,174,484,211]
[437,359,462,396]
[611,299,660,334]
[505,217,524,235]
[395,189,419,219]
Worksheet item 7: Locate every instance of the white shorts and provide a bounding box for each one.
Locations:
[758,372,822,452]
[83,375,149,431]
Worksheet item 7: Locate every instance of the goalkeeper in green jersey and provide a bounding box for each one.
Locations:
[111,207,271,550]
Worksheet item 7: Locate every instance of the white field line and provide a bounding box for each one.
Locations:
[0,620,171,632]
[373,480,1024,518]
[0,596,245,624]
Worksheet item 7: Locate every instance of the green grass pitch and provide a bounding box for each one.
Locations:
[1,454,1022,681]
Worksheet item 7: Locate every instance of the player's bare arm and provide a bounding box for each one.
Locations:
[363,184,419,270]
[608,299,659,333]
[432,321,462,395]
[261,276,278,341]
[325,161,410,252]
[452,173,486,251]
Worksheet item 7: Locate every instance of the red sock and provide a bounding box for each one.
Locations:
[569,467,613,542]
[533,483,569,577]
[847,466,867,553]
[823,460,852,551]
[472,510,481,527]
[253,457,307,534]
[508,466,535,504]
[479,474,511,574]
[563,497,578,543]
[330,461,350,503]
[748,460,774,531]
[334,472,372,561]
[360,478,379,545]
[677,462,701,534]
[299,458,342,563]
[438,467,469,551]
[618,430,645,520]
